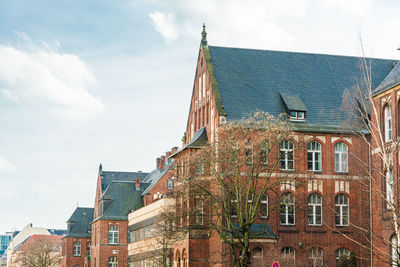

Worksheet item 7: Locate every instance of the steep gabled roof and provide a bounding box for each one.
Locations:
[65,207,93,238]
[373,62,400,96]
[95,181,144,222]
[102,171,149,191]
[206,45,395,133]
[141,161,174,196]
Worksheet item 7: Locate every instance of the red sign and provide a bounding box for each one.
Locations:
[272,262,280,267]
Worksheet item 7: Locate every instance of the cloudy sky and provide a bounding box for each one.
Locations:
[0,0,399,233]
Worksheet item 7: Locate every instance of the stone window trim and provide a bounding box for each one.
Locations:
[280,192,295,226]
[308,193,322,226]
[108,225,119,245]
[307,141,322,172]
[333,141,349,174]
[73,241,81,257]
[280,140,294,171]
[335,194,350,227]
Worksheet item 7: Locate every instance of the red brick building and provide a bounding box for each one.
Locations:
[62,207,93,267]
[171,26,396,267]
[370,64,400,266]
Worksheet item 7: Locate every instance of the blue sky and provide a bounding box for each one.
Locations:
[0,0,399,232]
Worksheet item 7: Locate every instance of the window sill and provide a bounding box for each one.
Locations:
[334,172,348,175]
[280,169,294,172]
[308,224,322,227]
[308,171,322,174]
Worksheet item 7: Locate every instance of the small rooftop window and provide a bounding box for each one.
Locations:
[280,93,307,122]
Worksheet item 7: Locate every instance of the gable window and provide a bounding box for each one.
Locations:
[280,140,294,171]
[108,225,119,244]
[261,194,268,219]
[385,104,392,142]
[281,247,296,265]
[168,178,173,189]
[309,247,323,267]
[335,194,349,226]
[334,142,348,172]
[386,169,394,210]
[108,256,118,267]
[308,193,322,226]
[290,111,305,121]
[73,241,81,257]
[280,193,295,225]
[308,141,321,171]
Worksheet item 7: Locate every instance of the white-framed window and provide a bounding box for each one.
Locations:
[387,169,394,210]
[392,234,399,267]
[334,142,348,172]
[245,139,253,165]
[202,73,206,98]
[252,247,263,266]
[261,194,268,219]
[168,178,173,189]
[73,241,81,257]
[335,194,349,226]
[281,247,296,265]
[290,111,305,121]
[280,193,295,225]
[309,247,323,267]
[280,140,294,171]
[195,199,204,225]
[336,248,350,261]
[198,75,202,101]
[108,256,118,267]
[108,225,119,244]
[308,141,321,171]
[308,193,322,226]
[385,104,392,142]
[260,141,268,165]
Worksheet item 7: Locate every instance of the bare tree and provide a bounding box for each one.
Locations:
[178,112,301,267]
[15,235,61,267]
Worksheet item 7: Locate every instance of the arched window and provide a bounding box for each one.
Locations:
[108,256,118,267]
[73,241,81,256]
[385,104,393,142]
[335,195,349,226]
[261,194,268,219]
[334,142,348,172]
[260,141,268,165]
[246,140,253,165]
[168,178,173,189]
[281,247,295,265]
[392,234,399,267]
[175,250,181,267]
[308,193,322,226]
[280,140,294,171]
[386,169,394,210]
[252,247,263,266]
[308,141,321,171]
[182,249,187,267]
[108,225,119,244]
[336,248,350,261]
[280,193,295,225]
[309,247,323,267]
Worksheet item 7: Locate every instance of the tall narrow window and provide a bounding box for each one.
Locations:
[309,247,323,267]
[280,193,295,225]
[108,256,118,267]
[108,225,119,244]
[334,142,348,172]
[387,169,394,209]
[246,140,253,165]
[280,140,294,171]
[168,178,173,189]
[261,194,268,219]
[281,247,296,265]
[260,141,268,165]
[202,73,206,99]
[308,193,322,226]
[385,104,393,142]
[195,199,204,225]
[198,75,202,101]
[392,234,399,267]
[335,194,349,226]
[73,241,81,256]
[308,141,321,171]
[231,196,238,218]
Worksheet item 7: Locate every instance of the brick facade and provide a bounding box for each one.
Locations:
[62,237,91,267]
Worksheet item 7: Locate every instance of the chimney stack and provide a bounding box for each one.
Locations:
[171,147,178,154]
[135,178,140,190]
[156,158,161,170]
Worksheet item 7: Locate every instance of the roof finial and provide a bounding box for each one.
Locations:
[99,163,102,172]
[201,23,207,46]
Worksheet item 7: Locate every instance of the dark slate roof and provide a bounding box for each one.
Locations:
[373,63,400,96]
[280,93,307,112]
[65,207,93,238]
[95,181,144,222]
[230,223,278,239]
[141,161,174,196]
[102,171,149,191]
[187,127,208,148]
[207,46,396,133]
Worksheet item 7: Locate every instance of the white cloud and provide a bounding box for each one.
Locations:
[0,35,103,120]
[0,157,16,171]
[149,11,179,43]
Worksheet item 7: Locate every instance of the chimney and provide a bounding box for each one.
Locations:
[171,147,178,154]
[161,156,166,168]
[135,179,140,190]
[166,151,171,158]
[156,158,161,170]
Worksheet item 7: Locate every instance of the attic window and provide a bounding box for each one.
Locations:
[280,93,307,122]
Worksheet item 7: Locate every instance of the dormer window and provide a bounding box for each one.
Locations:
[280,93,307,122]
